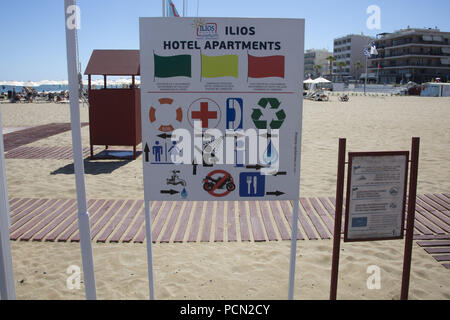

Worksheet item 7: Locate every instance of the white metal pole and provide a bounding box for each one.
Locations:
[64,0,97,300]
[183,0,186,17]
[0,110,16,300]
[364,55,368,95]
[288,200,300,300]
[144,200,155,300]
[162,0,166,17]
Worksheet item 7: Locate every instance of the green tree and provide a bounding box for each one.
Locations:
[313,64,322,77]
[326,56,336,80]
[337,61,347,82]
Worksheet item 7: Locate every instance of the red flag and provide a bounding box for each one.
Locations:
[248,54,285,79]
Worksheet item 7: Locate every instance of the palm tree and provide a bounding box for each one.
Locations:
[354,61,363,81]
[313,64,322,77]
[326,56,336,80]
[337,61,346,82]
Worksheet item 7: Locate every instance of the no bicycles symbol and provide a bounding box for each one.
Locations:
[202,170,236,197]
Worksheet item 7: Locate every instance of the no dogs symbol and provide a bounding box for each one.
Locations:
[202,170,236,197]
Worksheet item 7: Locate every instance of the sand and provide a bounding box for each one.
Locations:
[1,96,450,300]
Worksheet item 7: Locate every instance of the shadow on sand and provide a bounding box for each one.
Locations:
[51,158,132,175]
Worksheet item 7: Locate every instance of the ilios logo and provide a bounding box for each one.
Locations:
[195,20,218,38]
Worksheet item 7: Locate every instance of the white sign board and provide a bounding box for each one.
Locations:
[344,152,409,241]
[139,17,304,201]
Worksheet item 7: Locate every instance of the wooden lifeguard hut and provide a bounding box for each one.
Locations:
[84,49,141,159]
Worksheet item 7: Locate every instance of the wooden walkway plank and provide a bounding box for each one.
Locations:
[227,202,237,242]
[416,199,450,227]
[36,200,78,241]
[258,201,278,241]
[11,199,49,226]
[109,200,144,243]
[414,206,450,233]
[279,201,303,240]
[200,202,214,242]
[433,193,450,207]
[238,201,251,242]
[413,211,445,234]
[289,200,318,240]
[70,200,115,242]
[50,199,100,242]
[173,202,193,243]
[10,199,60,239]
[433,255,450,262]
[187,202,204,243]
[414,234,450,240]
[319,197,345,233]
[424,247,450,254]
[417,240,450,247]
[19,199,68,241]
[97,200,134,243]
[214,201,224,242]
[160,202,184,243]
[248,201,266,242]
[10,198,33,216]
[90,200,125,239]
[149,202,174,242]
[309,198,335,235]
[9,198,19,206]
[443,263,450,269]
[267,201,290,240]
[133,201,163,243]
[420,194,448,211]
[300,198,330,239]
[10,199,39,219]
[411,218,434,235]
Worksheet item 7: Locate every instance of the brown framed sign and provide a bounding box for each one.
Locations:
[344,151,409,242]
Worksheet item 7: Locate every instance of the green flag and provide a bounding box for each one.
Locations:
[201,54,239,78]
[154,54,191,78]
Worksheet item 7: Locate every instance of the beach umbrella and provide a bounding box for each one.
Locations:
[312,76,331,84]
[303,78,315,84]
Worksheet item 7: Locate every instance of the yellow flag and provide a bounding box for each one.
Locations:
[201,54,239,78]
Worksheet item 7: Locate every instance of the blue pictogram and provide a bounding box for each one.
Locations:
[239,172,265,197]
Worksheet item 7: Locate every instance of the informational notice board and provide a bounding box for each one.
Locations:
[139,17,304,201]
[344,152,409,242]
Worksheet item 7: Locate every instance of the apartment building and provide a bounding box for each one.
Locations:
[304,49,332,78]
[333,34,373,81]
[368,27,450,84]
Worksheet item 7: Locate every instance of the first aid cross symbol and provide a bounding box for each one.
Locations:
[191,102,218,128]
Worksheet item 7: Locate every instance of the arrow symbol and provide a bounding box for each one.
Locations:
[144,143,150,162]
[160,189,179,195]
[272,171,287,176]
[266,191,285,197]
[157,133,172,139]
[246,164,267,170]
[192,160,198,175]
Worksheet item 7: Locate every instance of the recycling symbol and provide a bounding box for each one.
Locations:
[251,98,286,129]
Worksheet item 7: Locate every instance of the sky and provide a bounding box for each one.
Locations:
[1,0,450,81]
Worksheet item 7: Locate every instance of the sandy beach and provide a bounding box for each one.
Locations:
[2,95,450,300]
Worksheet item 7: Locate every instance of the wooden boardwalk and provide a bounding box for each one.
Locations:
[7,193,450,268]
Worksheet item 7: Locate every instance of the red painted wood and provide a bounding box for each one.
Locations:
[10,199,60,239]
[279,200,303,240]
[187,202,204,242]
[416,199,450,228]
[150,202,174,242]
[71,200,115,242]
[97,200,134,243]
[160,202,184,243]
[300,198,330,239]
[309,197,334,235]
[288,200,318,240]
[9,198,33,215]
[433,255,450,262]
[413,211,444,234]
[214,201,224,242]
[51,199,100,242]
[201,202,214,242]
[109,200,144,242]
[10,199,39,219]
[413,234,450,240]
[268,201,290,240]
[414,206,450,233]
[227,201,237,242]
[417,240,450,247]
[19,199,67,241]
[90,200,125,239]
[248,201,266,242]
[238,201,251,241]
[11,199,49,225]
[258,201,278,241]
[173,202,193,243]
[420,194,447,211]
[37,200,78,241]
[424,247,450,254]
[131,201,162,243]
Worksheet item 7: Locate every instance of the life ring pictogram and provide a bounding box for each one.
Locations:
[149,98,183,132]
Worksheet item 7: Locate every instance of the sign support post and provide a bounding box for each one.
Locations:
[329,138,346,300]
[144,200,155,300]
[288,200,300,300]
[64,0,97,300]
[0,111,16,300]
[400,137,420,300]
